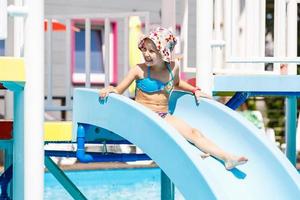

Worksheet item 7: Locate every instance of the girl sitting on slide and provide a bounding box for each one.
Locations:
[99,27,248,170]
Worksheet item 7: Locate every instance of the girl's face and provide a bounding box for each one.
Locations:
[140,39,164,67]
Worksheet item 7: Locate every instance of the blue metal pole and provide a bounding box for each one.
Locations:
[225,92,251,110]
[285,96,297,166]
[0,165,13,199]
[4,140,13,199]
[45,150,151,162]
[161,170,174,200]
[77,124,93,163]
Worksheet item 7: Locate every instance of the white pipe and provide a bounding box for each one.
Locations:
[213,0,224,70]
[181,0,188,72]
[259,0,266,71]
[246,0,265,72]
[13,0,23,58]
[104,18,110,87]
[85,18,91,88]
[237,1,246,66]
[287,0,297,75]
[259,0,266,57]
[7,4,28,17]
[224,0,233,69]
[231,0,238,58]
[274,0,287,73]
[23,0,44,199]
[46,18,52,105]
[65,19,72,108]
[245,0,254,57]
[123,16,129,78]
[123,16,129,96]
[245,0,256,70]
[196,0,213,94]
[0,0,8,39]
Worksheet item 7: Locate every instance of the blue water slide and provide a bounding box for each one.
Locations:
[73,88,300,200]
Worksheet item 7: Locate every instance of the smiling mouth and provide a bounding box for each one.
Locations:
[145,58,152,62]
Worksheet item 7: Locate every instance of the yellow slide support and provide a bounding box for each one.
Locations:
[44,121,72,142]
[0,57,25,82]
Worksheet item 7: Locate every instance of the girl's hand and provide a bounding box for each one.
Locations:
[194,90,213,102]
[99,86,117,99]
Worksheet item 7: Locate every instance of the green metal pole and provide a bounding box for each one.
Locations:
[161,170,174,200]
[44,156,87,200]
[285,96,297,166]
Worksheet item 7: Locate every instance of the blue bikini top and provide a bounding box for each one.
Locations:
[136,63,174,94]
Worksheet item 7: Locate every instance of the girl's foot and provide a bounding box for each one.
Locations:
[200,153,210,159]
[225,156,248,170]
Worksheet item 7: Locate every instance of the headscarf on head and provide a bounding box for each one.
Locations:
[138,27,177,63]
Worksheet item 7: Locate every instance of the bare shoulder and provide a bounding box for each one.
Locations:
[169,61,179,72]
[136,63,147,70]
[135,63,147,78]
[169,61,179,77]
[169,62,180,85]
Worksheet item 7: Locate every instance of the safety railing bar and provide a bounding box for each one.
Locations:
[65,19,72,108]
[85,18,91,88]
[226,57,300,64]
[46,18,53,105]
[45,12,150,20]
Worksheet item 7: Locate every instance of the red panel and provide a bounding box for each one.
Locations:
[44,20,80,32]
[187,78,196,87]
[0,121,13,139]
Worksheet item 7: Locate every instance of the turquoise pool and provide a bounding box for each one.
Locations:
[44,167,185,200]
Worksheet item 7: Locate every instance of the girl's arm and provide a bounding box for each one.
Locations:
[173,66,212,100]
[99,66,139,98]
[176,79,212,100]
[173,65,195,92]
[175,79,195,92]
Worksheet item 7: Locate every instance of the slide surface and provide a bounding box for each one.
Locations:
[73,88,300,200]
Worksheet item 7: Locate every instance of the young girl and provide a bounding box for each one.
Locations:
[99,27,248,170]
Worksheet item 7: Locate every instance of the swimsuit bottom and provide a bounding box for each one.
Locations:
[156,111,168,118]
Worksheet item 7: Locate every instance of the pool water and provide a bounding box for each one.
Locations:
[44,167,185,200]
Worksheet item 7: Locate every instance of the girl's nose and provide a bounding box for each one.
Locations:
[144,51,150,56]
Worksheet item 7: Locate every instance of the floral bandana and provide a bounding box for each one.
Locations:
[138,27,177,63]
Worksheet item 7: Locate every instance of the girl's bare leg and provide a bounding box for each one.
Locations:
[164,115,248,170]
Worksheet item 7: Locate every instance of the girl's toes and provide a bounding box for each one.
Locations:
[200,153,210,159]
[225,157,248,170]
